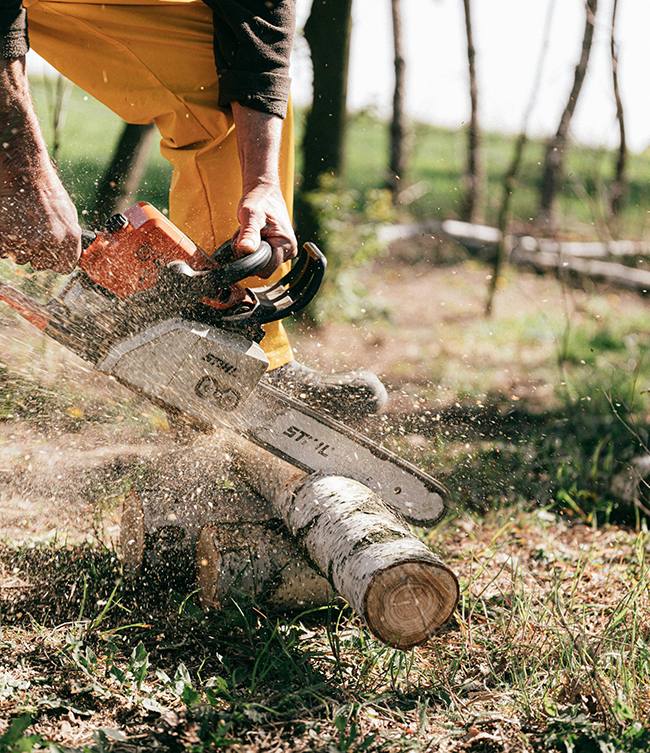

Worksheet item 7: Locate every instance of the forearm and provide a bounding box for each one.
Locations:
[0,58,81,272]
[231,102,295,265]
[232,101,282,190]
[0,57,50,179]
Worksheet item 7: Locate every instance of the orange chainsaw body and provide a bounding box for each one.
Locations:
[79,202,213,299]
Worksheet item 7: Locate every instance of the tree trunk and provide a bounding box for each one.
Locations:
[485,0,557,314]
[460,0,483,223]
[301,0,353,192]
[609,0,627,219]
[388,0,408,204]
[93,122,156,221]
[228,434,459,649]
[538,0,598,228]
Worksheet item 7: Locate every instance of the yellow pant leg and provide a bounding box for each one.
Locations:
[25,0,294,368]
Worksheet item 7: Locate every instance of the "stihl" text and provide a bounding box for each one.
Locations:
[203,352,237,375]
[283,425,332,457]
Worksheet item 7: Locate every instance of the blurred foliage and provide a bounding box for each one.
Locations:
[296,175,393,323]
[28,80,650,240]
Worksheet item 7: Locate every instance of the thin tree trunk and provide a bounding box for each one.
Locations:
[93,122,156,221]
[388,0,408,204]
[301,0,353,192]
[486,0,557,316]
[460,0,483,223]
[538,0,598,228]
[609,0,627,219]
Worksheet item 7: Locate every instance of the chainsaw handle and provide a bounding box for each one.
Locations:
[211,240,273,285]
[233,241,327,325]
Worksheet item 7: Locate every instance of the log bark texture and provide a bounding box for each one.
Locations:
[538,0,598,226]
[228,435,459,649]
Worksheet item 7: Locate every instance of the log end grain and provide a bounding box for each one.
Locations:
[364,560,459,649]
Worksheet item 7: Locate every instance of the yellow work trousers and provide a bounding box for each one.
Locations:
[24,0,294,369]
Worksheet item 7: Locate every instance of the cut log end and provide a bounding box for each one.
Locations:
[365,561,459,649]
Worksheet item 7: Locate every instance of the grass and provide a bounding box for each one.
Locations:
[0,508,647,752]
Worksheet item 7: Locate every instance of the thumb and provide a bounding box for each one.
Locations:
[235,209,265,254]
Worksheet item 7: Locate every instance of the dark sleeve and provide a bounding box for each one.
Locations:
[0,2,29,59]
[203,0,295,119]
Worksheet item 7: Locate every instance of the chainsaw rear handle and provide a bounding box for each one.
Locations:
[211,239,273,285]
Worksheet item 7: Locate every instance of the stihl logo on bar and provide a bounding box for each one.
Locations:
[203,352,238,375]
[283,425,332,457]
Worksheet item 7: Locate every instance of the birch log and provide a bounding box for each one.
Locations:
[380,219,650,261]
[228,434,459,649]
[119,438,330,606]
[197,522,332,610]
[512,248,650,294]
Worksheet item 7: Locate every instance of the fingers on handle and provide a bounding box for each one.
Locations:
[236,208,265,254]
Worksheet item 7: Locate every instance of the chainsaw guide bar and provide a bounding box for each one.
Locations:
[97,318,447,526]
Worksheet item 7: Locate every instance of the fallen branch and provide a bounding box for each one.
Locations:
[378,219,650,296]
[381,218,650,261]
[517,235,650,260]
[512,247,650,294]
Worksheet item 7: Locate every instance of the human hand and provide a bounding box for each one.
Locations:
[234,180,297,278]
[0,165,82,273]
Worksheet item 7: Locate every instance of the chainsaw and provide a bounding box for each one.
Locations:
[0,202,447,526]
